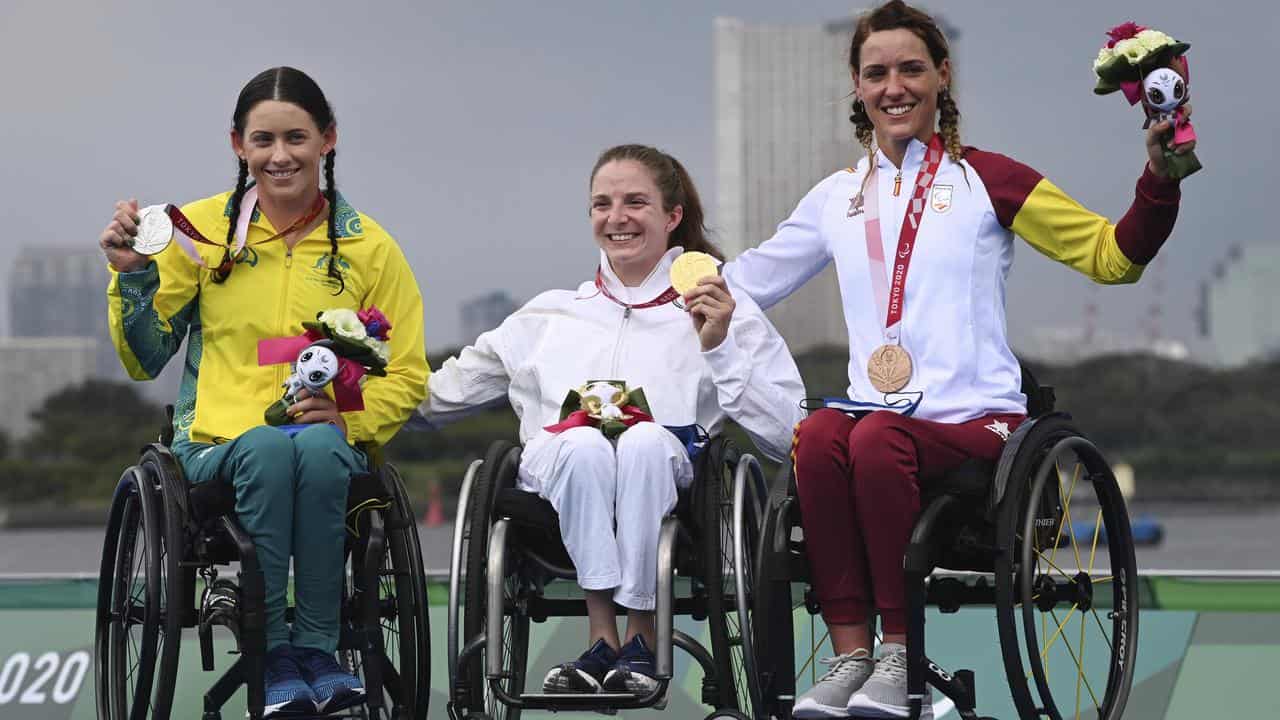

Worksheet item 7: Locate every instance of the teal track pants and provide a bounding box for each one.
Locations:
[174,424,365,652]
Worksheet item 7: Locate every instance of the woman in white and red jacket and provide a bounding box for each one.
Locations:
[423,144,805,701]
[722,2,1195,718]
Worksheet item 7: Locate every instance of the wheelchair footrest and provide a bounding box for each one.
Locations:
[515,691,656,710]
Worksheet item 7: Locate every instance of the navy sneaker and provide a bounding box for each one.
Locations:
[263,645,317,717]
[292,647,366,714]
[543,638,618,693]
[602,635,665,708]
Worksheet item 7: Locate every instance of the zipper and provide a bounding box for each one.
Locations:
[274,246,296,390]
[893,170,903,197]
[609,306,632,377]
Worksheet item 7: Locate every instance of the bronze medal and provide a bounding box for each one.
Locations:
[867,344,912,393]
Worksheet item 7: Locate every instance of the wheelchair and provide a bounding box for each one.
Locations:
[445,434,772,720]
[739,373,1140,720]
[93,419,431,720]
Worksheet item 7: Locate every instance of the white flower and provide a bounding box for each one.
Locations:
[600,404,623,420]
[320,309,367,342]
[1135,29,1175,53]
[1093,46,1116,72]
[1113,38,1146,64]
[371,339,390,365]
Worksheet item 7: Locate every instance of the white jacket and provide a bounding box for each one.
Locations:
[424,247,806,461]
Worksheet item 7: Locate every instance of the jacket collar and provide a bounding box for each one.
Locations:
[873,135,931,174]
[596,246,683,303]
[222,184,365,239]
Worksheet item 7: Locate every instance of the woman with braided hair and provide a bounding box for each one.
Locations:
[98,66,427,717]
[723,2,1196,718]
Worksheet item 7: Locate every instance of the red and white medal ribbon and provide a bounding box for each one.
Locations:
[862,134,945,345]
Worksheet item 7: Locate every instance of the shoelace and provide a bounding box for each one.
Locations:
[816,649,873,683]
[871,650,909,683]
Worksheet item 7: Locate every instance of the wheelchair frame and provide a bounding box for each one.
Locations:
[93,440,431,720]
[739,385,1140,720]
[446,437,768,720]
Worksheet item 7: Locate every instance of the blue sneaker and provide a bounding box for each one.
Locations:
[602,635,665,708]
[263,645,317,717]
[292,647,366,714]
[542,638,618,693]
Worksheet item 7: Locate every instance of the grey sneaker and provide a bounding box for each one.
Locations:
[845,643,933,719]
[792,648,875,718]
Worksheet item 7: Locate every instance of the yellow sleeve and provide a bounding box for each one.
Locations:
[342,237,429,447]
[106,239,202,380]
[1010,178,1143,285]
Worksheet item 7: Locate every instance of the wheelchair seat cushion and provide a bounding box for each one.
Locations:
[925,457,995,500]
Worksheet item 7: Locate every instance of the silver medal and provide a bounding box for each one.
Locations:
[132,204,174,255]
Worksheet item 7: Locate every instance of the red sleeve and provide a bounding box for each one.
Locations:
[963,147,1043,229]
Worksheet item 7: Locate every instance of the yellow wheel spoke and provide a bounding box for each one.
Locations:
[1065,464,1085,574]
[1089,608,1115,655]
[1076,601,1087,719]
[1048,609,1101,711]
[1034,549,1080,583]
[1035,603,1079,664]
[796,625,830,684]
[1087,507,1103,574]
[1093,576,1113,584]
[1050,462,1082,565]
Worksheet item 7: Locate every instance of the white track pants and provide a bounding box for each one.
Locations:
[517,424,694,610]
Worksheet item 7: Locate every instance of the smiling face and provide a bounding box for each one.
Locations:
[854,28,950,149]
[230,99,335,208]
[589,159,683,285]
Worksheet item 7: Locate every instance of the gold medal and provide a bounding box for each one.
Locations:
[669,251,720,295]
[867,344,912,393]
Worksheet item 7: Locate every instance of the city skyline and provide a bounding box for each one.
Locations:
[1,1,1271,369]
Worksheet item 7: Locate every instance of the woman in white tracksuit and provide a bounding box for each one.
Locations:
[422,144,805,699]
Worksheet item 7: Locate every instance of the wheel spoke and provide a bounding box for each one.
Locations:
[1047,609,1102,711]
[1050,462,1082,565]
[1034,603,1079,667]
[1088,608,1115,655]
[796,628,830,683]
[1033,549,1080,583]
[1086,507,1104,574]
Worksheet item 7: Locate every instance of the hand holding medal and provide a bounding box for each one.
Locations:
[671,251,735,351]
[97,199,150,273]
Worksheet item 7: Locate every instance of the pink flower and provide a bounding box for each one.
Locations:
[1105,21,1146,48]
[358,306,392,341]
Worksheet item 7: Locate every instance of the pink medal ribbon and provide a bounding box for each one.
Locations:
[863,133,946,344]
[544,405,655,434]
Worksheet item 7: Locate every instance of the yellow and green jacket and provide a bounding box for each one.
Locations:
[107,190,428,448]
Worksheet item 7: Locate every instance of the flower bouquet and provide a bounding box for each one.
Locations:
[544,380,654,439]
[260,307,392,426]
[1092,22,1200,179]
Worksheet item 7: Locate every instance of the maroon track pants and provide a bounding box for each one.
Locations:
[792,408,1025,634]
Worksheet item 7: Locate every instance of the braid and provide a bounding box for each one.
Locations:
[849,98,875,156]
[323,149,344,295]
[938,88,965,164]
[214,159,250,284]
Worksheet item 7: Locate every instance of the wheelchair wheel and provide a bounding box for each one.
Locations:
[459,441,528,720]
[995,415,1138,720]
[701,439,766,716]
[746,467,802,720]
[94,460,182,720]
[344,464,432,720]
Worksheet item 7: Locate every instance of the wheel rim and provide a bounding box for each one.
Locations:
[108,477,159,720]
[1015,435,1137,720]
[484,573,526,720]
[727,458,764,716]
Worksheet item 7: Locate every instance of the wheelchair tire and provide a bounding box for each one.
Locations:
[700,438,766,717]
[994,415,1138,720]
[460,441,527,720]
[94,461,181,720]
[746,465,800,720]
[344,464,432,720]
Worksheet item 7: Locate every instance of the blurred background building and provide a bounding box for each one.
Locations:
[1202,243,1280,366]
[459,290,518,345]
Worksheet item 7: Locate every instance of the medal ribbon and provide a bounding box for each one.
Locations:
[167,187,327,269]
[593,268,681,310]
[862,133,945,344]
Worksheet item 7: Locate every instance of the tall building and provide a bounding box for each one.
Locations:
[714,17,855,353]
[9,247,116,375]
[1204,243,1280,366]
[0,337,97,439]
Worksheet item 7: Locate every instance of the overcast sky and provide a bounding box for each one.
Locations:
[2,1,1274,372]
